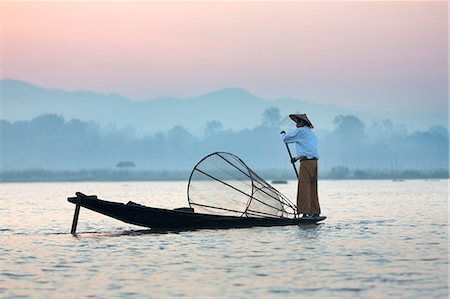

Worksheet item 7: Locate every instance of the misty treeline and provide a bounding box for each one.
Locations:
[1,108,448,178]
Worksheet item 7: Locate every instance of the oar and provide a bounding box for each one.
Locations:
[285,143,299,178]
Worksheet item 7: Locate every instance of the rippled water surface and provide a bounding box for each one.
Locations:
[1,180,448,298]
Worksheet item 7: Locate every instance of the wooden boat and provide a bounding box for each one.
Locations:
[68,152,326,233]
[271,179,288,184]
[68,192,326,233]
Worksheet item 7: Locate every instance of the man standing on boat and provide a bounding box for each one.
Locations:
[280,114,321,219]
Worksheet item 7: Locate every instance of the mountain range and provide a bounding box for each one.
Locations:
[0,79,440,135]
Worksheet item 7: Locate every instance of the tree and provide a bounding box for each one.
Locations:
[204,120,223,137]
[428,125,449,138]
[261,107,282,127]
[332,115,365,146]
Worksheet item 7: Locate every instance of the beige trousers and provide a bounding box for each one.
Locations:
[297,160,321,215]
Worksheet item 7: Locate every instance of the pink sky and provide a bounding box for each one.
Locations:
[1,1,447,113]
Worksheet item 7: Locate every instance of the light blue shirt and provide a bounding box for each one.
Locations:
[281,127,319,159]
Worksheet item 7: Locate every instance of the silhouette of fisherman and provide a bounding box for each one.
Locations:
[281,114,321,219]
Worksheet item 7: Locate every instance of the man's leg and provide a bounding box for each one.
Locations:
[310,160,321,214]
[297,161,313,214]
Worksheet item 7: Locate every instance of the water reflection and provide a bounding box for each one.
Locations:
[72,228,195,238]
[0,180,448,298]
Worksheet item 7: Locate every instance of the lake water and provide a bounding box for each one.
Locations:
[0,180,448,298]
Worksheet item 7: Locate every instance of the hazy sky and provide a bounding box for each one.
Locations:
[1,1,448,114]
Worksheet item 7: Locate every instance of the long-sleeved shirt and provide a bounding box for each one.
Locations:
[281,127,319,159]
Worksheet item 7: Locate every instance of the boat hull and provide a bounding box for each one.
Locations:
[68,193,326,230]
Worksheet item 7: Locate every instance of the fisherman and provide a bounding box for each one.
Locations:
[280,114,321,219]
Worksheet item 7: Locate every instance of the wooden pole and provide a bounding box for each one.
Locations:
[70,198,81,235]
[285,143,299,178]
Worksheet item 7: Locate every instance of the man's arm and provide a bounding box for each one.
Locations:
[281,128,299,144]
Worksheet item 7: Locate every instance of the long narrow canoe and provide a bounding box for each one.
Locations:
[68,192,326,231]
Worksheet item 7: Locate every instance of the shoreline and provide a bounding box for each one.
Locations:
[1,169,448,183]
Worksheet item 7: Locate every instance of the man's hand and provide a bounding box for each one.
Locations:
[291,157,299,163]
[280,131,286,135]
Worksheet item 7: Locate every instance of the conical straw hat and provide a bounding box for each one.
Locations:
[289,113,314,128]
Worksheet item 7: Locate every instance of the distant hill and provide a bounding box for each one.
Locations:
[0,79,387,134]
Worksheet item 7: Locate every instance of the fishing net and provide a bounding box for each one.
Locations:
[187,152,298,218]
